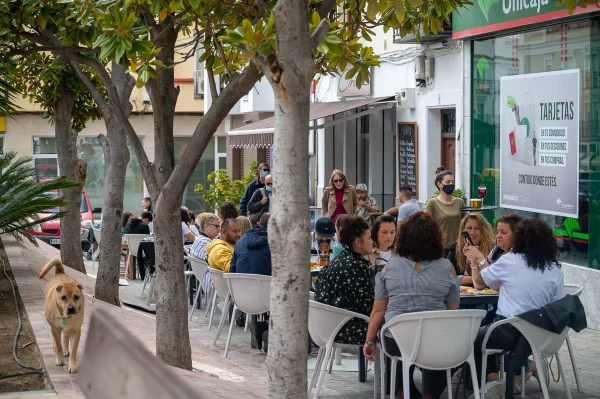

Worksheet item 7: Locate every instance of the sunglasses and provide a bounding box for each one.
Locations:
[266,182,272,186]
[262,169,271,173]
[333,179,344,183]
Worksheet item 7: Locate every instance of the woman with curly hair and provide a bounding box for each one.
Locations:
[219,201,239,221]
[447,213,495,286]
[466,218,564,398]
[363,212,460,399]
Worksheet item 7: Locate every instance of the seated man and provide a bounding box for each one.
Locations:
[311,217,338,263]
[354,183,377,223]
[190,214,220,261]
[124,215,151,235]
[230,213,271,276]
[141,211,154,233]
[206,218,241,272]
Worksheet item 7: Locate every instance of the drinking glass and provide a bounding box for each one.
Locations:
[478,185,487,200]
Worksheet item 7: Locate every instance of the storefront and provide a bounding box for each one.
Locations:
[454,2,600,328]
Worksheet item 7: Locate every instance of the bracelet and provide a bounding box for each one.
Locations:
[365,341,375,346]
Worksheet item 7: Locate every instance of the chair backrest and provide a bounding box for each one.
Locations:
[208,268,230,299]
[508,318,570,357]
[124,234,152,254]
[308,300,369,348]
[92,227,102,244]
[186,256,209,280]
[563,284,583,297]
[381,310,486,370]
[224,274,271,315]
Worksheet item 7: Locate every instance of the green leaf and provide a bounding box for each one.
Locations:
[317,42,329,54]
[324,35,343,44]
[242,19,253,42]
[311,11,320,26]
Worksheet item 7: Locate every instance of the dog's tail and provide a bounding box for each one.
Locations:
[39,259,65,279]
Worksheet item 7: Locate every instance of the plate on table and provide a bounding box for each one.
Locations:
[478,288,498,295]
[460,286,476,295]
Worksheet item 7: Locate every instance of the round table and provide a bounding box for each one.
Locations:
[460,205,498,213]
[459,293,499,307]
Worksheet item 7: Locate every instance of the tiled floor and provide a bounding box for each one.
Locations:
[2,235,600,399]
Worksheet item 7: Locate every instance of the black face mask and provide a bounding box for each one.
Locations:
[442,184,455,195]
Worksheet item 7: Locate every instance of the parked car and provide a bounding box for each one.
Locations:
[28,188,101,248]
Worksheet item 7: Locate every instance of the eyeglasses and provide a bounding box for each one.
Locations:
[207,223,220,228]
[333,179,344,183]
[265,182,272,186]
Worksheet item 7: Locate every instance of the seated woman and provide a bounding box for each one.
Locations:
[122,212,133,236]
[181,208,196,244]
[447,213,494,286]
[369,214,397,267]
[330,214,350,260]
[314,216,374,345]
[464,213,523,290]
[363,212,460,399]
[465,218,564,398]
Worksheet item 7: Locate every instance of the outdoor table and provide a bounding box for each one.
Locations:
[368,212,383,224]
[460,205,498,213]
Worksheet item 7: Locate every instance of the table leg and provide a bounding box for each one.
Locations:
[505,355,515,399]
[359,349,366,382]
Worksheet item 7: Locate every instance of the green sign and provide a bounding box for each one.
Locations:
[453,0,596,39]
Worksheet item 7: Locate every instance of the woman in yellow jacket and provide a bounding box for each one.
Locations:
[321,169,358,223]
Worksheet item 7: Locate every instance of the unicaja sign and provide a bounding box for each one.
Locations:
[502,0,549,14]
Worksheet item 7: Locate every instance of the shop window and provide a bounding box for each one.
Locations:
[472,20,597,268]
[32,136,145,213]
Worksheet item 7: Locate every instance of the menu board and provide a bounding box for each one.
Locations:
[397,122,419,197]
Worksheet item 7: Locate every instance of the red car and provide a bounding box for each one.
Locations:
[29,189,101,247]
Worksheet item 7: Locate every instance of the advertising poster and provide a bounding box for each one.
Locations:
[500,70,579,218]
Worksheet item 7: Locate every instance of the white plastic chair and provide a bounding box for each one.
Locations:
[91,227,102,268]
[382,310,486,399]
[562,285,583,392]
[480,317,572,399]
[209,268,232,343]
[187,256,210,320]
[222,273,271,358]
[123,234,151,280]
[307,300,380,399]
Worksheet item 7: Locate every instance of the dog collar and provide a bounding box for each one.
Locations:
[56,302,67,325]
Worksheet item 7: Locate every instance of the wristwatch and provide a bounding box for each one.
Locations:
[478,257,489,268]
[365,341,375,346]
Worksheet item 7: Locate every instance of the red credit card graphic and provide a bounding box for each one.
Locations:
[509,131,516,155]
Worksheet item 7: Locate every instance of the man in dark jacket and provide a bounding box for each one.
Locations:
[124,217,151,235]
[230,213,271,276]
[247,174,272,219]
[239,163,270,216]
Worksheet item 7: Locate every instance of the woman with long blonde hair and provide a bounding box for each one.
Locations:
[447,213,495,286]
[321,169,358,223]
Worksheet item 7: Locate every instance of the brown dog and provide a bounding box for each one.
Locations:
[39,259,84,373]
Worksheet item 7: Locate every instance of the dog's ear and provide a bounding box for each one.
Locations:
[77,284,83,292]
[56,284,64,293]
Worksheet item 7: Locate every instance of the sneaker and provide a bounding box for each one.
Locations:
[513,371,533,394]
[532,357,550,391]
[468,380,505,399]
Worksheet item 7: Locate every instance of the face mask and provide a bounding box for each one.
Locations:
[442,184,455,195]
[262,171,269,178]
[265,185,272,192]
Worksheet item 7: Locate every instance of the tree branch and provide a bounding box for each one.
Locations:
[66,60,111,117]
[311,20,330,53]
[163,62,262,200]
[317,0,338,19]
[206,67,219,100]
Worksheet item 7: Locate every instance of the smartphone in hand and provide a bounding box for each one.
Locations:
[462,230,474,246]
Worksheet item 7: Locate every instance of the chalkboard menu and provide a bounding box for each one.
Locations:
[397,122,418,197]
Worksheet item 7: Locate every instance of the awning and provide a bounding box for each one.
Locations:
[228,96,393,148]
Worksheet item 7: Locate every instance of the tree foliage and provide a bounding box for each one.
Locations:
[194,160,260,211]
[0,151,79,244]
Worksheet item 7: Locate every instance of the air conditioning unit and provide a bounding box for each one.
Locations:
[396,88,416,109]
[195,70,204,98]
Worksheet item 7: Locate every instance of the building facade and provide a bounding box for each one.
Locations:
[454,3,600,328]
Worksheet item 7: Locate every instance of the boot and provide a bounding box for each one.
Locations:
[249,319,262,351]
[262,330,268,354]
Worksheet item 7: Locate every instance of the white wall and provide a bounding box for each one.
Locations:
[239,78,275,113]
[371,50,463,203]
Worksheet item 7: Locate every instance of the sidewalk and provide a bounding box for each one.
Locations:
[3,235,600,398]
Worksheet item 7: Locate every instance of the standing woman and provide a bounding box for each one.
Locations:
[424,170,465,255]
[321,169,358,223]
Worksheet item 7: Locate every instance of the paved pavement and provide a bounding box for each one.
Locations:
[2,235,600,398]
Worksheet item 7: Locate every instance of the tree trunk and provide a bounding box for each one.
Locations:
[266,0,314,396]
[55,79,86,274]
[94,64,135,306]
[149,21,192,370]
